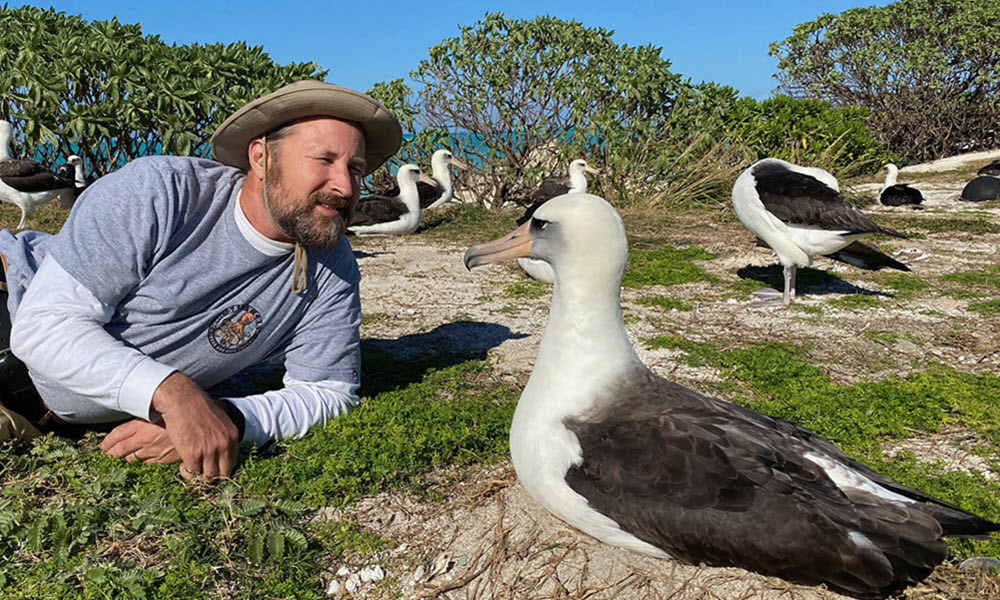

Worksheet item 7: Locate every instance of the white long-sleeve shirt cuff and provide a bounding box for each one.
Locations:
[119,358,178,421]
[223,375,359,447]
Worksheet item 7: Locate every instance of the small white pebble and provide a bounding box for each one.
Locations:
[345,574,362,594]
[326,580,341,596]
[336,566,352,577]
[412,565,426,584]
[368,566,385,582]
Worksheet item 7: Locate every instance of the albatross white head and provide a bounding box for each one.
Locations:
[0,120,12,161]
[567,159,600,194]
[882,163,900,191]
[396,164,432,211]
[427,148,469,208]
[464,192,639,402]
[466,192,626,293]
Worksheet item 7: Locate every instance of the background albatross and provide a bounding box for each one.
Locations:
[516,159,600,283]
[0,121,77,228]
[464,192,997,600]
[879,163,923,206]
[372,149,468,210]
[349,164,433,236]
[732,158,910,306]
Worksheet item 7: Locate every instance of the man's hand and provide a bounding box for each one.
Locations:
[149,371,239,481]
[101,418,180,464]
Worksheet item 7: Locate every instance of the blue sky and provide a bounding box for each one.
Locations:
[18,1,889,99]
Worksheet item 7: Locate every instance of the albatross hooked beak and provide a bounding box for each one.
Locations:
[450,157,470,171]
[463,221,533,270]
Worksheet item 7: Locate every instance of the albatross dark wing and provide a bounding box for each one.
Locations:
[879,184,923,207]
[0,159,74,192]
[350,195,411,227]
[563,369,995,599]
[530,177,571,205]
[751,161,905,238]
[372,180,443,210]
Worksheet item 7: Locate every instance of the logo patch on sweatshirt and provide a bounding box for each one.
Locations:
[208,304,263,354]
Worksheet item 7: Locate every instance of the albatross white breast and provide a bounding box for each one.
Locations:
[463,192,998,599]
[517,159,600,284]
[732,158,910,305]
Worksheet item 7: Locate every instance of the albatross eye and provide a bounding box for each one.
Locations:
[531,218,550,233]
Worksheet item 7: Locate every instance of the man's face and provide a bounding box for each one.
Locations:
[263,117,366,248]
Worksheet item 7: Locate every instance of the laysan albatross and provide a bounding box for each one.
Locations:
[0,121,76,228]
[463,192,998,600]
[348,164,434,236]
[977,160,1000,177]
[371,148,469,210]
[516,159,600,283]
[55,155,89,208]
[879,164,923,206]
[732,158,909,305]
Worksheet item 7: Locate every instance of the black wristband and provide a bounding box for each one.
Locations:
[221,399,246,442]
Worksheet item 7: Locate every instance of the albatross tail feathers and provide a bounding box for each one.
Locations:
[824,241,910,272]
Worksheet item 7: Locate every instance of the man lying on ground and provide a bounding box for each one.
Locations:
[0,80,401,481]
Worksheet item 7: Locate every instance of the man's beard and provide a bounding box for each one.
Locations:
[263,162,353,249]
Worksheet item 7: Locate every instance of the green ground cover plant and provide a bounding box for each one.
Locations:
[0,357,519,599]
[877,273,932,300]
[622,245,716,288]
[968,299,1000,316]
[886,217,1000,236]
[635,295,694,312]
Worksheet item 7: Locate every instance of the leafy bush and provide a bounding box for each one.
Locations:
[411,13,741,207]
[771,0,1000,162]
[723,96,890,176]
[0,6,323,176]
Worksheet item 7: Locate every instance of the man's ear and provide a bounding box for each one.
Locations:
[248,137,266,179]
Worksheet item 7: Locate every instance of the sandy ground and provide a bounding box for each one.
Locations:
[318,154,1000,599]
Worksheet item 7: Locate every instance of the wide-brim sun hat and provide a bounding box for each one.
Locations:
[211,80,402,175]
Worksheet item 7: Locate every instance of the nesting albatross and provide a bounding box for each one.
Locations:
[463,192,998,600]
[732,158,909,305]
[879,163,923,206]
[0,121,77,228]
[348,164,433,236]
[516,159,600,283]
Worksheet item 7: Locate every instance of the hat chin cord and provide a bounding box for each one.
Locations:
[261,136,308,295]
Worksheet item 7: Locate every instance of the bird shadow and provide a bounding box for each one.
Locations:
[736,265,891,298]
[352,249,388,259]
[360,320,528,396]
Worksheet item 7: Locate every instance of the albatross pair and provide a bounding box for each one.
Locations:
[464,192,997,600]
[732,158,910,306]
[349,149,467,236]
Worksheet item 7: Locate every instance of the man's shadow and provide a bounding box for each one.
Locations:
[211,321,528,400]
[736,265,890,298]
